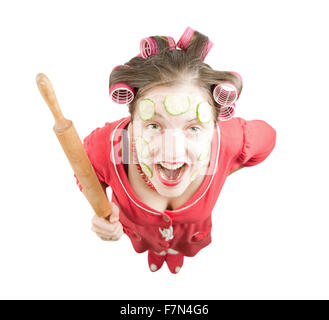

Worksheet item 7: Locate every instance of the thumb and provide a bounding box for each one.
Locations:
[109,202,120,223]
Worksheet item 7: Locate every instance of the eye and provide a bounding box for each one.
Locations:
[147,123,161,130]
[188,126,201,133]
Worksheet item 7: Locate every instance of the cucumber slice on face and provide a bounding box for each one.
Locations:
[138,98,155,121]
[163,95,190,115]
[198,138,212,161]
[140,162,153,178]
[135,136,150,159]
[198,148,210,161]
[196,101,212,123]
[190,168,199,182]
[141,145,150,158]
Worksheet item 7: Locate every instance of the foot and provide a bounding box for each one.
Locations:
[147,250,166,272]
[166,252,184,274]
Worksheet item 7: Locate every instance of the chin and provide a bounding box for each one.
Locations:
[154,180,189,198]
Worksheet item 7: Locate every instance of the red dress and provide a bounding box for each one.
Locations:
[80,116,276,271]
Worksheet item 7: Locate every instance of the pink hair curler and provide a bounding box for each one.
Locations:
[140,37,158,58]
[213,82,239,107]
[140,36,176,58]
[166,36,177,51]
[110,65,135,104]
[112,64,129,71]
[109,82,135,104]
[177,26,213,61]
[217,104,236,121]
[177,27,194,50]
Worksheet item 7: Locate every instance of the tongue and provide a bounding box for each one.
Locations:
[162,166,181,180]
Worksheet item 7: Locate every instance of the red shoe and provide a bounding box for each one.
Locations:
[166,252,184,274]
[147,250,166,272]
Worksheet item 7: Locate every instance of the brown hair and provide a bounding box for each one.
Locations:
[109,30,242,123]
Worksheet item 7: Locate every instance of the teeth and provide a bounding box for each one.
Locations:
[159,162,185,170]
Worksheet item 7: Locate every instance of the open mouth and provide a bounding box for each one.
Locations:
[155,162,188,186]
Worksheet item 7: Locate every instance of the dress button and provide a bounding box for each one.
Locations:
[159,242,170,249]
[162,215,170,222]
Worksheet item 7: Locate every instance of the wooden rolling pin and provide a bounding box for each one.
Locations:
[36,73,111,218]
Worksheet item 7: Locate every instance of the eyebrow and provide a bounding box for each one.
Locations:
[154,112,164,119]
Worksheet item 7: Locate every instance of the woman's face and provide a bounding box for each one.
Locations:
[132,83,215,198]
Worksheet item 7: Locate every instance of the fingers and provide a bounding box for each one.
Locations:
[94,228,122,241]
[91,202,123,241]
[91,219,123,241]
[92,215,119,234]
[91,202,120,225]
[99,226,123,241]
[91,221,122,237]
[97,231,121,241]
[97,226,123,241]
[92,217,117,233]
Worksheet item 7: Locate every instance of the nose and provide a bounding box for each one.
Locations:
[161,129,186,162]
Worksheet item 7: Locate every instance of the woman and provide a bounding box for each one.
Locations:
[79,27,276,273]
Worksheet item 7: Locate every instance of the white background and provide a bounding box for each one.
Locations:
[0,0,328,299]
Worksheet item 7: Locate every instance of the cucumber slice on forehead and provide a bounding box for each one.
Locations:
[140,162,153,178]
[196,101,212,123]
[164,95,190,115]
[138,98,155,121]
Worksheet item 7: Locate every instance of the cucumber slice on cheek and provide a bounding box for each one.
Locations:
[135,136,150,159]
[198,147,210,161]
[190,168,199,182]
[138,98,155,121]
[164,95,190,115]
[140,162,153,178]
[198,138,212,161]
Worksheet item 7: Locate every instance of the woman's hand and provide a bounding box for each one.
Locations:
[91,202,123,241]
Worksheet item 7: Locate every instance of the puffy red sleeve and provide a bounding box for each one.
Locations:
[74,123,112,191]
[231,117,277,170]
